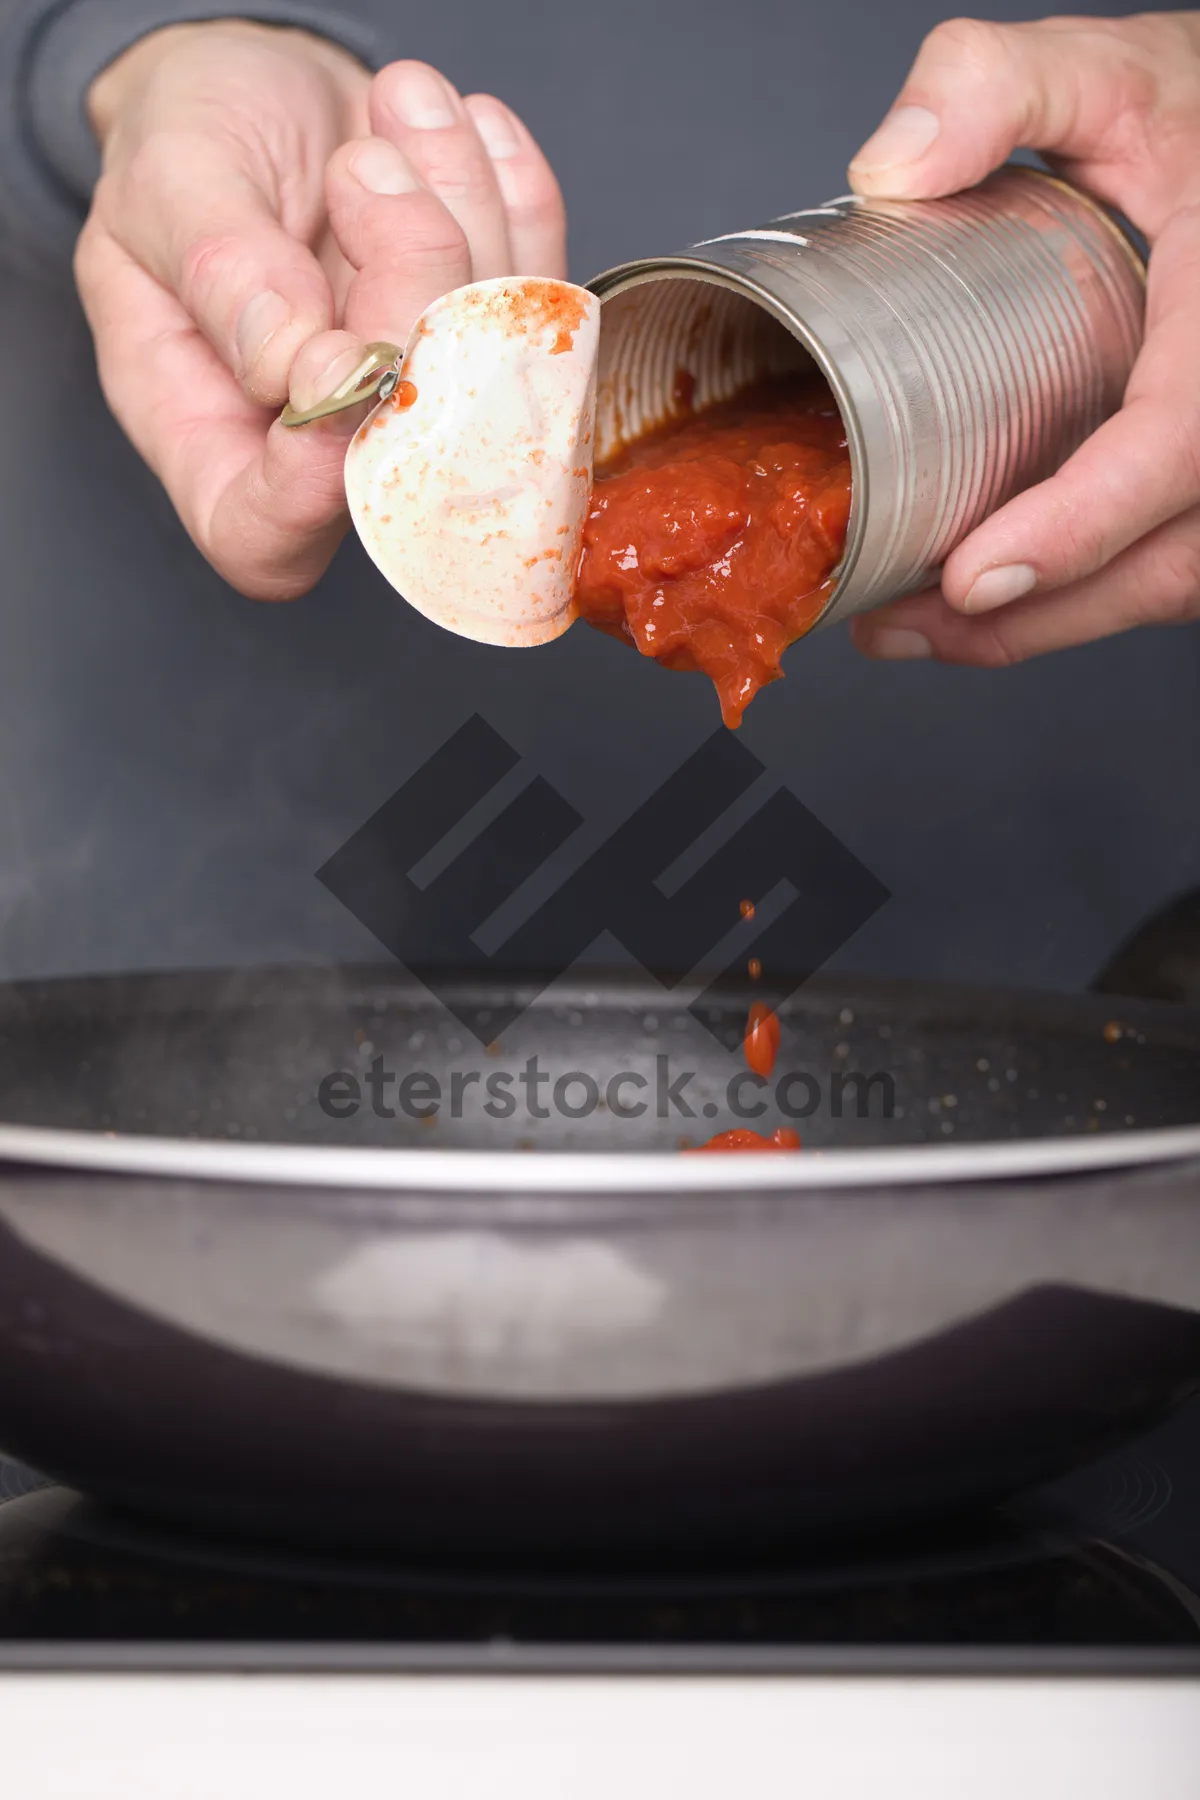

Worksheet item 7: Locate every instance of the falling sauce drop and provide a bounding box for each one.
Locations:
[744,1001,780,1078]
[739,898,756,919]
[748,957,762,981]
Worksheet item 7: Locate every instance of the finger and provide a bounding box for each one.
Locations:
[851,509,1200,667]
[938,204,1200,614]
[76,222,353,599]
[287,328,376,415]
[369,60,512,278]
[846,15,1171,211]
[464,94,568,277]
[847,588,941,663]
[93,134,335,405]
[324,136,472,343]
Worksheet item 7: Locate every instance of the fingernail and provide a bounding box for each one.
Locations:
[349,138,421,195]
[389,63,458,129]
[236,288,290,376]
[865,627,933,660]
[471,101,521,160]
[961,563,1037,613]
[850,104,940,174]
[289,345,367,415]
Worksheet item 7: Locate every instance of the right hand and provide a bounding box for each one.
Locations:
[845,11,1200,667]
[77,21,566,599]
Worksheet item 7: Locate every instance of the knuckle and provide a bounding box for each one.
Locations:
[177,230,245,314]
[1051,506,1109,580]
[417,146,495,205]
[71,220,102,302]
[968,619,1023,668]
[386,193,471,264]
[921,16,1010,76]
[1144,536,1200,623]
[122,131,193,207]
[504,172,566,232]
[85,169,120,230]
[121,137,161,203]
[1168,412,1200,508]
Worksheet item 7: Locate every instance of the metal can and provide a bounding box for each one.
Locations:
[586,167,1145,629]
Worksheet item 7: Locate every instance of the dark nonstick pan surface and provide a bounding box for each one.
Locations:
[0,962,1195,1148]
[0,965,1195,1562]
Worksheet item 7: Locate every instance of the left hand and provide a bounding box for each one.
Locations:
[844,12,1200,667]
[79,26,566,600]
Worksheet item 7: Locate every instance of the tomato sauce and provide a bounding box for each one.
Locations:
[688,1127,801,1153]
[575,373,851,728]
[744,1000,780,1078]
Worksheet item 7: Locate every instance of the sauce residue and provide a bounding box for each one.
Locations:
[744,1000,780,1078]
[504,278,590,355]
[575,372,851,727]
[441,278,590,356]
[688,1127,801,1153]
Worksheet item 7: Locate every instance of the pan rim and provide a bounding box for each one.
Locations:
[0,1121,1198,1192]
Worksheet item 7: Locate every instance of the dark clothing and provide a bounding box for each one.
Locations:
[0,0,1196,991]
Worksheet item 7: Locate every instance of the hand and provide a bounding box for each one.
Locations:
[844,12,1200,667]
[78,23,566,599]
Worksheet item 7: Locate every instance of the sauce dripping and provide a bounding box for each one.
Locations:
[575,371,851,728]
[744,1000,780,1079]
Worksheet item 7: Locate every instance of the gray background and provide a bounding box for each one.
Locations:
[1,0,1197,992]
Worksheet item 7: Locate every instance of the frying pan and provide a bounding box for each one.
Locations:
[0,960,1196,1563]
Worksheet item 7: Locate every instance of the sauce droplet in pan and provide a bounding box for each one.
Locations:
[688,1127,801,1153]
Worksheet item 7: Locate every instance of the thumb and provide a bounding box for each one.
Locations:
[847,16,1145,202]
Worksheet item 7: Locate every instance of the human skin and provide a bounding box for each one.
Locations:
[79,21,566,598]
[79,13,1200,665]
[847,11,1200,666]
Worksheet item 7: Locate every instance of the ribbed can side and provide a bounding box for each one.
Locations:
[588,169,1146,624]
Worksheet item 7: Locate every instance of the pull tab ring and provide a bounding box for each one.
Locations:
[279,342,403,427]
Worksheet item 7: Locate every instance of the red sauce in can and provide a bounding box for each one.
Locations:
[575,373,851,728]
[688,1127,801,1153]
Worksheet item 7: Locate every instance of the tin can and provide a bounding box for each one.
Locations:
[586,167,1145,629]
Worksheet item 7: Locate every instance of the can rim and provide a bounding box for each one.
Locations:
[585,257,867,632]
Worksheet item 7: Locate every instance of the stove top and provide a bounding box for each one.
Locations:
[0,1401,1197,1674]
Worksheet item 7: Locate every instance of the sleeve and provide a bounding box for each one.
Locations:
[0,0,391,280]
